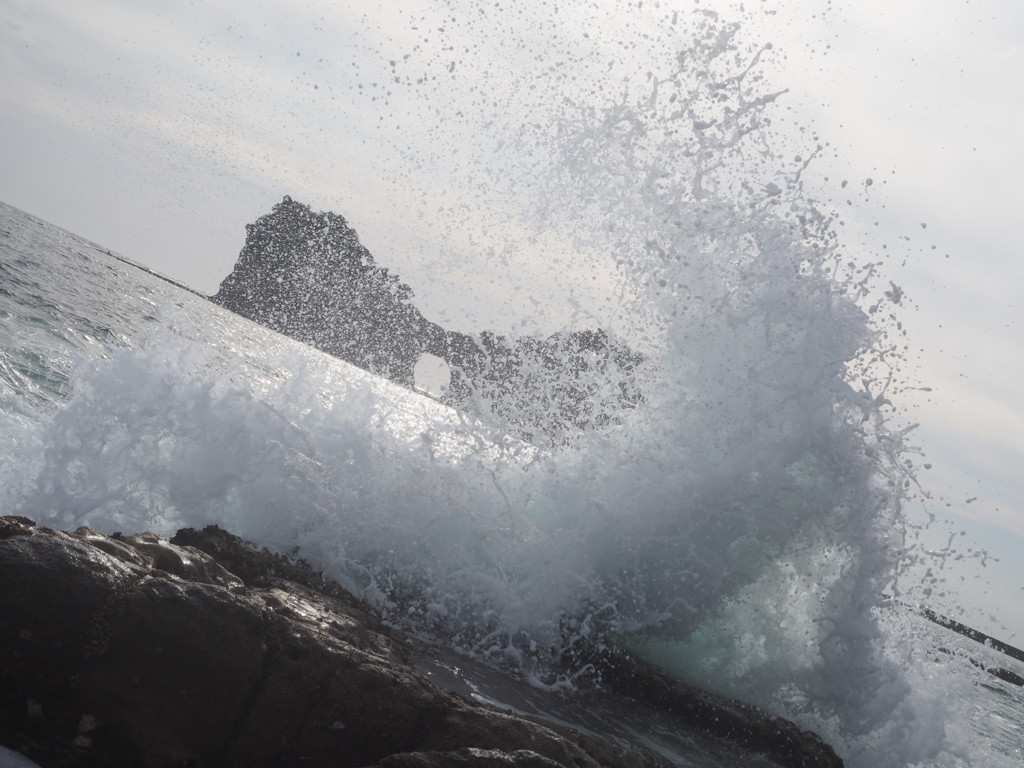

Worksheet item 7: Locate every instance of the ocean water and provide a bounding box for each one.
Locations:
[2,12,1023,766]
[2,206,1022,766]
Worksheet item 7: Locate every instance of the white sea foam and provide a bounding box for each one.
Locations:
[2,7,1019,765]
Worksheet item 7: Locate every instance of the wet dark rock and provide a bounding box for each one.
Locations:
[0,517,843,767]
[576,649,844,768]
[0,516,36,540]
[987,667,1024,687]
[0,518,657,767]
[372,747,566,767]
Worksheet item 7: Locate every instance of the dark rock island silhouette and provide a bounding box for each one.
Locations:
[213,197,643,442]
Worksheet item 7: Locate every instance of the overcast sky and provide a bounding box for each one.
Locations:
[1,0,1021,638]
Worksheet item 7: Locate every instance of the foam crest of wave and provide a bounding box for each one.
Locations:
[8,10,993,765]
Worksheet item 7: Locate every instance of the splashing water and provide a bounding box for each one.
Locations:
[5,7,1008,767]
[483,15,944,763]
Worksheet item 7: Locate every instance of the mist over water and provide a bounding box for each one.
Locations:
[3,6,1016,767]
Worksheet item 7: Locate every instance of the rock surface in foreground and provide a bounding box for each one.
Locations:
[0,517,842,767]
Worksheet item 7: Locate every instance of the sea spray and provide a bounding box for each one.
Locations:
[497,15,942,762]
[5,8,989,767]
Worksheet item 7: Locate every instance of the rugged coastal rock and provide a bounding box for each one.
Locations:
[0,517,843,768]
[213,197,442,388]
[212,198,642,442]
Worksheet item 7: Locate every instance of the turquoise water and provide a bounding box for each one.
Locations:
[2,199,1022,765]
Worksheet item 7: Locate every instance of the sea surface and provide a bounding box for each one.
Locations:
[2,198,1023,766]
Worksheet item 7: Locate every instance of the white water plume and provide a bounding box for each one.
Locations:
[7,9,989,766]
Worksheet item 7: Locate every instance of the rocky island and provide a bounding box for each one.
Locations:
[212,197,643,443]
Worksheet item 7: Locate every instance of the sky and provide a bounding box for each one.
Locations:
[1,0,1022,638]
